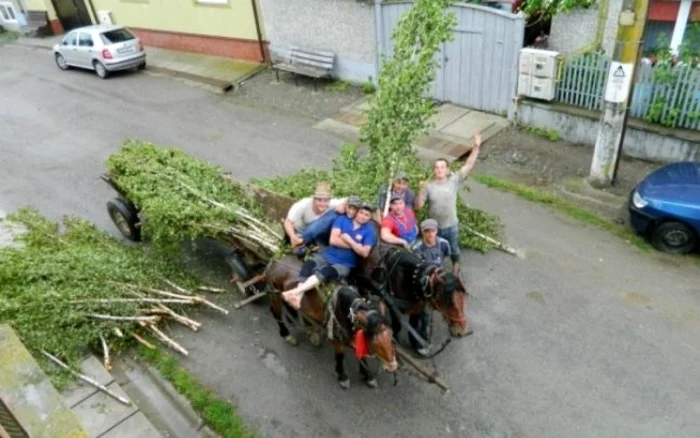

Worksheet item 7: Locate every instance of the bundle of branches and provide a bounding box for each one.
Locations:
[106,140,281,257]
[253,0,503,253]
[0,208,228,387]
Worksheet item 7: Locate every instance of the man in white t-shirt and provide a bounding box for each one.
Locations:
[283,182,346,248]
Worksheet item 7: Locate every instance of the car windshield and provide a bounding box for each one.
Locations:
[100,28,135,45]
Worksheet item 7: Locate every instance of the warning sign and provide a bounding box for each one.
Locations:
[604,62,634,103]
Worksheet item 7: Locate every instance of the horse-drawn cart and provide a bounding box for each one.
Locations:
[101,172,294,296]
[101,170,459,391]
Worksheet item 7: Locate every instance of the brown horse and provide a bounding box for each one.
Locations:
[325,285,397,389]
[266,255,397,388]
[266,254,325,347]
[355,243,471,348]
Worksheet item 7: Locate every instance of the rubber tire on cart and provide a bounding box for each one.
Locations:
[225,254,257,297]
[107,198,141,242]
[651,221,697,254]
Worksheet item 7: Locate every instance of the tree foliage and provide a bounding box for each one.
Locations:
[518,0,595,19]
[107,140,281,256]
[0,208,202,386]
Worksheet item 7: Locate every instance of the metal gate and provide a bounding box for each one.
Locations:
[375,1,524,118]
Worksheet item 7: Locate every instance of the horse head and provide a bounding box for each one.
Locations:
[424,267,470,338]
[349,294,398,373]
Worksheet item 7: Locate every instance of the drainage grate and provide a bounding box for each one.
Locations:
[0,397,29,438]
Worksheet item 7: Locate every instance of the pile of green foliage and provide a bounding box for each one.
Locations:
[254,0,502,252]
[0,208,210,384]
[107,140,281,256]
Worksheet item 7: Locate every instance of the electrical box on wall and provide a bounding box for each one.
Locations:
[517,48,559,101]
[98,10,114,25]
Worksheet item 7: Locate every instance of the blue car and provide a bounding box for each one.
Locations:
[628,161,700,254]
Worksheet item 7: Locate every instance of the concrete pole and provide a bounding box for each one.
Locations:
[670,0,692,55]
[589,0,650,187]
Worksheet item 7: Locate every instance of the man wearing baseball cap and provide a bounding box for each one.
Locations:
[283,182,347,249]
[375,171,416,222]
[411,218,453,271]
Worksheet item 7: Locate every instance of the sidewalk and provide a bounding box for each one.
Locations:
[313,97,510,162]
[12,36,263,93]
[60,354,216,438]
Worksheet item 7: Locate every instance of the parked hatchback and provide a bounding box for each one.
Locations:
[628,161,700,254]
[53,24,146,79]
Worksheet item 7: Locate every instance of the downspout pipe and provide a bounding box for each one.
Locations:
[250,0,266,63]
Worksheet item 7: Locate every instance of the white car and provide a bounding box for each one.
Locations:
[53,24,146,79]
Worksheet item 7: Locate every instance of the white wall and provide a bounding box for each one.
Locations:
[258,0,377,84]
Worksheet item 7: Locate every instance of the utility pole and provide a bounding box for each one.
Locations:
[589,0,650,187]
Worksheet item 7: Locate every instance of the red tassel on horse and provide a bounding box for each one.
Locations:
[354,329,369,359]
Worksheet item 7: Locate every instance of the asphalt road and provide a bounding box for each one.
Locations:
[2,44,700,438]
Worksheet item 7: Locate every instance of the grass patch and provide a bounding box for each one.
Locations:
[524,125,560,141]
[325,80,351,92]
[139,346,257,438]
[0,29,21,45]
[472,173,651,250]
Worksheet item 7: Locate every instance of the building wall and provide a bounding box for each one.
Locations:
[548,0,623,56]
[22,0,62,34]
[258,0,377,84]
[517,99,700,163]
[91,0,263,61]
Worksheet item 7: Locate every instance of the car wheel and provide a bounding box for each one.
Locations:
[107,198,141,241]
[94,60,109,79]
[55,53,69,70]
[651,221,698,254]
[138,61,146,70]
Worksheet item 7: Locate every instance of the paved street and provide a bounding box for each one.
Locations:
[2,44,700,438]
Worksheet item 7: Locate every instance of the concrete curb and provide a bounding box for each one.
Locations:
[11,41,52,51]
[147,65,234,93]
[130,355,218,438]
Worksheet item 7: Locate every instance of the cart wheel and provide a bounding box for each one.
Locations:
[226,254,257,297]
[107,198,141,241]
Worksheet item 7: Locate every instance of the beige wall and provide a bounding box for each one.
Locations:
[91,0,258,40]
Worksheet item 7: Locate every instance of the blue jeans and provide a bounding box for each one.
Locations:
[438,225,460,263]
[301,210,341,247]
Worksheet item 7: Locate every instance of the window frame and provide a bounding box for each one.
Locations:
[0,2,18,23]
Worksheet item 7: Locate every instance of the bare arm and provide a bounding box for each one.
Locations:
[458,132,482,180]
[330,228,351,248]
[344,238,372,258]
[415,181,428,210]
[283,218,297,240]
[380,226,407,246]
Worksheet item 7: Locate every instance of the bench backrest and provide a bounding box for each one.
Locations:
[26,10,48,26]
[288,46,335,72]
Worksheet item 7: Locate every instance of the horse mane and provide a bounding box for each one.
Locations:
[335,286,389,338]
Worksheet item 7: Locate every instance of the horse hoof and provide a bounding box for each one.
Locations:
[365,379,378,388]
[307,331,321,348]
[284,335,298,346]
[339,379,350,390]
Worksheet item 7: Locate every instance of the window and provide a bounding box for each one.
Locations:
[100,28,135,44]
[63,32,77,46]
[0,3,17,22]
[78,33,93,47]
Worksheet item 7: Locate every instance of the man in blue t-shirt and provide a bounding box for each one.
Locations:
[282,202,376,310]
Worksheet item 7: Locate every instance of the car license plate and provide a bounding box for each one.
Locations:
[117,46,134,54]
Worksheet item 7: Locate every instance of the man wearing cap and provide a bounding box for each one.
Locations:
[415,131,482,274]
[412,219,453,271]
[375,171,416,222]
[295,195,362,256]
[380,195,418,248]
[282,202,376,310]
[406,218,452,356]
[283,182,347,248]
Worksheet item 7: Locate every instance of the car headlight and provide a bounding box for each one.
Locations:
[632,190,648,208]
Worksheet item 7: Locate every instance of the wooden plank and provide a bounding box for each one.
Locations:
[289,45,335,58]
[290,55,334,71]
[290,50,334,65]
